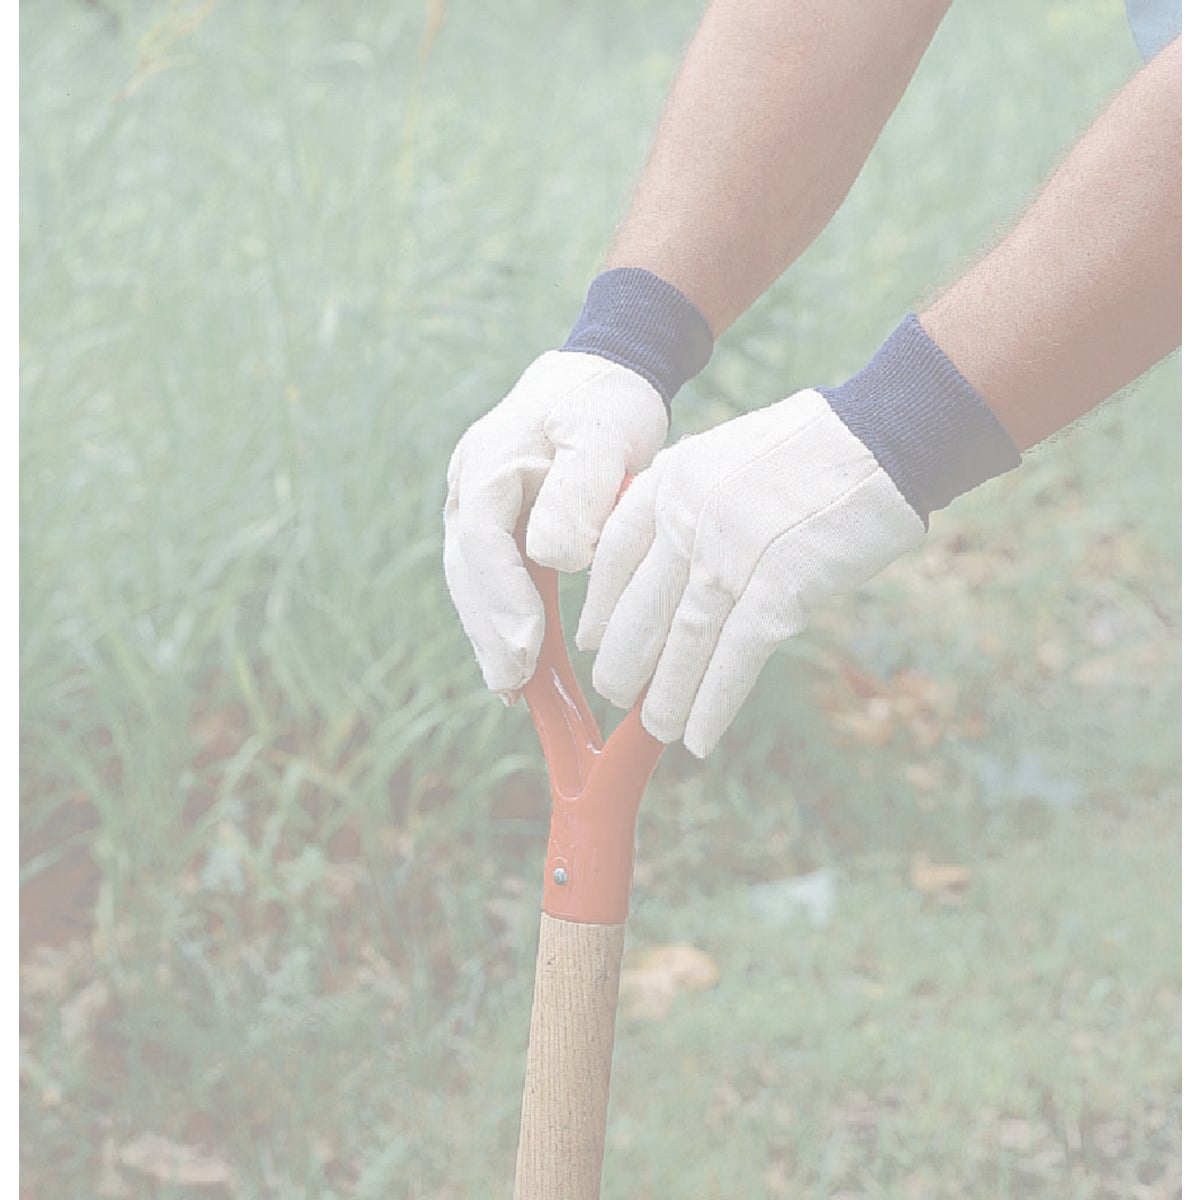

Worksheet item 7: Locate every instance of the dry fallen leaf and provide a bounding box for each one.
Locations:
[910,852,970,902]
[118,1133,233,1189]
[620,943,719,1019]
[821,663,960,750]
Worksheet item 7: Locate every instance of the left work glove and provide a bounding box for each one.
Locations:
[444,268,712,702]
[576,314,1021,758]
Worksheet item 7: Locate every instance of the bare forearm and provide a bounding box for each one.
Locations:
[607,0,952,335]
[921,38,1181,451]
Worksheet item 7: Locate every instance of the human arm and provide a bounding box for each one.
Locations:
[921,36,1181,449]
[581,41,1182,756]
[607,0,953,334]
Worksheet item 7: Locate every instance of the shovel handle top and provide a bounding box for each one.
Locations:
[520,486,665,925]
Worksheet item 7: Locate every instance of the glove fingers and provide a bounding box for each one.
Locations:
[442,351,668,701]
[576,467,658,652]
[640,576,734,746]
[591,535,689,710]
[525,440,627,573]
[446,469,546,699]
[683,581,807,758]
[525,361,668,572]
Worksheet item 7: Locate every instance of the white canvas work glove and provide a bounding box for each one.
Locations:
[577,314,1022,757]
[444,268,713,702]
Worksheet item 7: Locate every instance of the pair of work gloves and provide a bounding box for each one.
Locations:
[444,269,1020,758]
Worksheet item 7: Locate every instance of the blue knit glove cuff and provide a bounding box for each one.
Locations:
[819,314,1021,526]
[562,268,714,408]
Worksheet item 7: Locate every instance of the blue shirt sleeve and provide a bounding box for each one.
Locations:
[1124,0,1182,59]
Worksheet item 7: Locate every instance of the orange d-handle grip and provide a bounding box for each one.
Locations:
[519,489,665,926]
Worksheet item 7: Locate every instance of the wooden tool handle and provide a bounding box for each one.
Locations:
[513,914,626,1200]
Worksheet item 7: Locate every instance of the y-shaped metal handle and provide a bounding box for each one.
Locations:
[522,554,665,923]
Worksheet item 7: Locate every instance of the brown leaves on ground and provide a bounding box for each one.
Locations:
[818,662,979,753]
[108,1134,234,1192]
[620,943,720,1019]
[910,852,971,904]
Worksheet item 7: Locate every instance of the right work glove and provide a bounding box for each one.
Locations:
[443,268,713,702]
[576,314,1023,758]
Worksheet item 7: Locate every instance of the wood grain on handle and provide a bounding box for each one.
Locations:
[513,914,626,1200]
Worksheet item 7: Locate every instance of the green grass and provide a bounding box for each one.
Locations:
[21,1,1179,1197]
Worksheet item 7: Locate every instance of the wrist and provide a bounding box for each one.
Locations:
[818,314,1021,525]
[561,268,714,408]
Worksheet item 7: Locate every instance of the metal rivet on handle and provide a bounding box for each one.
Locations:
[552,867,568,886]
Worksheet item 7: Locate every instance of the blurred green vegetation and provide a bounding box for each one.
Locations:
[20,1,1179,1197]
